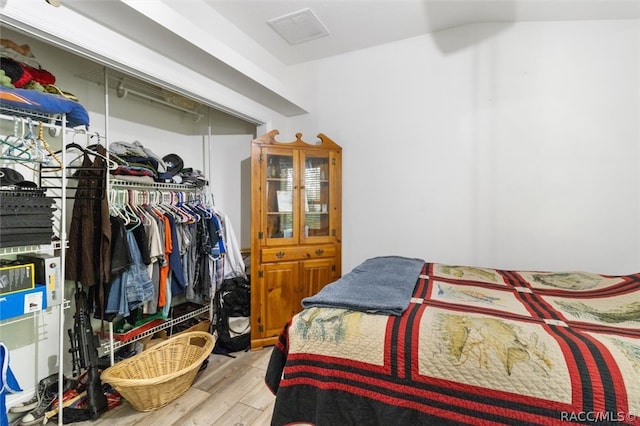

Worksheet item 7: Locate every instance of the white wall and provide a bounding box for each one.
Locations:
[209,134,254,250]
[292,20,639,275]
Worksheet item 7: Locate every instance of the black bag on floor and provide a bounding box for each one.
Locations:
[213,276,250,354]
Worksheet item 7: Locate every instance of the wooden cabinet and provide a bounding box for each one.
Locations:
[250,130,341,349]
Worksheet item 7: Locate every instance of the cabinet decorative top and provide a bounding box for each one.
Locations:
[252,129,341,151]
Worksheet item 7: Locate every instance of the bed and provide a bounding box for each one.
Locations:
[265,256,640,425]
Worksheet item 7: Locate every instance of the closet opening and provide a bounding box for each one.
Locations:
[1,25,258,417]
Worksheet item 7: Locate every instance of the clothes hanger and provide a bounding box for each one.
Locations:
[160,201,184,223]
[178,192,201,223]
[193,193,214,219]
[23,118,48,163]
[109,188,131,225]
[123,201,142,230]
[179,204,200,223]
[62,132,119,170]
[0,135,32,162]
[132,193,154,225]
[154,193,174,220]
[85,139,120,170]
[192,201,212,220]
[145,190,162,217]
[126,189,147,224]
[0,117,32,162]
[168,191,194,223]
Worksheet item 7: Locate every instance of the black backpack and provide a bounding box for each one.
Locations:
[213,276,251,354]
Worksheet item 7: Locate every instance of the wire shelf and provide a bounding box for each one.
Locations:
[0,106,60,123]
[0,242,60,256]
[110,178,204,191]
[100,305,210,353]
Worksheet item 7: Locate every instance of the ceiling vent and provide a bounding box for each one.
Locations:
[267,8,330,45]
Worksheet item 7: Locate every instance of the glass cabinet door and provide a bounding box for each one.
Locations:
[264,150,296,242]
[301,152,330,240]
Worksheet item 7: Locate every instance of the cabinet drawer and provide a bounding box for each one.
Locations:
[261,245,336,262]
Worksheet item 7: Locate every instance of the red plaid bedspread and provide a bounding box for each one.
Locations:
[266,263,640,425]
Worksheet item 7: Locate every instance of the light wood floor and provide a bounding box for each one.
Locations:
[74,347,276,426]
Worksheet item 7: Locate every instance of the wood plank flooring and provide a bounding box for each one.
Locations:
[73,347,276,426]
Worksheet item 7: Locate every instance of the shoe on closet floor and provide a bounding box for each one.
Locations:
[8,372,57,414]
[14,374,72,425]
[18,409,48,426]
[17,390,57,426]
[8,396,38,413]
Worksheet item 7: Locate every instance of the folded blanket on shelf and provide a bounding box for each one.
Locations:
[0,86,89,128]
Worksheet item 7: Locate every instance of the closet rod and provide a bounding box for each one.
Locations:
[116,81,203,122]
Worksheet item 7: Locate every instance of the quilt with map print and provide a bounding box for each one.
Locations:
[265,262,640,425]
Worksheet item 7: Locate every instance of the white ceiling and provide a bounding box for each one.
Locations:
[29,0,640,117]
[61,1,640,67]
[206,0,640,65]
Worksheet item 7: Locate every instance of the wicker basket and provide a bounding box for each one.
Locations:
[101,331,214,411]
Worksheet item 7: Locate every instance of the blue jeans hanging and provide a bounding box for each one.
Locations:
[106,230,154,316]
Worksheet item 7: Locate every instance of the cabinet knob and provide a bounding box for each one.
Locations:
[315,249,324,255]
[276,251,285,258]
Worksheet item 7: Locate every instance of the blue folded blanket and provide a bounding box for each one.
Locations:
[0,87,90,128]
[301,255,424,316]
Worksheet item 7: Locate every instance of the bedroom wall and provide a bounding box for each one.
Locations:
[291,19,639,275]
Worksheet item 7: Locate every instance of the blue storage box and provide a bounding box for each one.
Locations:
[0,284,47,321]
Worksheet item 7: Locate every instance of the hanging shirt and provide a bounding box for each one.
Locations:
[213,209,246,280]
[157,214,172,309]
[165,213,186,295]
[210,213,226,256]
[185,223,198,300]
[109,216,132,277]
[105,229,154,316]
[141,208,163,315]
[66,147,111,288]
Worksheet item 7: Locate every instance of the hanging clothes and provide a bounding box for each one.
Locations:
[208,213,224,257]
[132,223,151,266]
[66,145,111,285]
[105,229,154,316]
[164,213,186,295]
[108,215,132,277]
[141,206,163,315]
[157,213,172,309]
[212,207,246,280]
[190,216,210,299]
[65,145,111,314]
[100,187,244,317]
[184,223,198,300]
